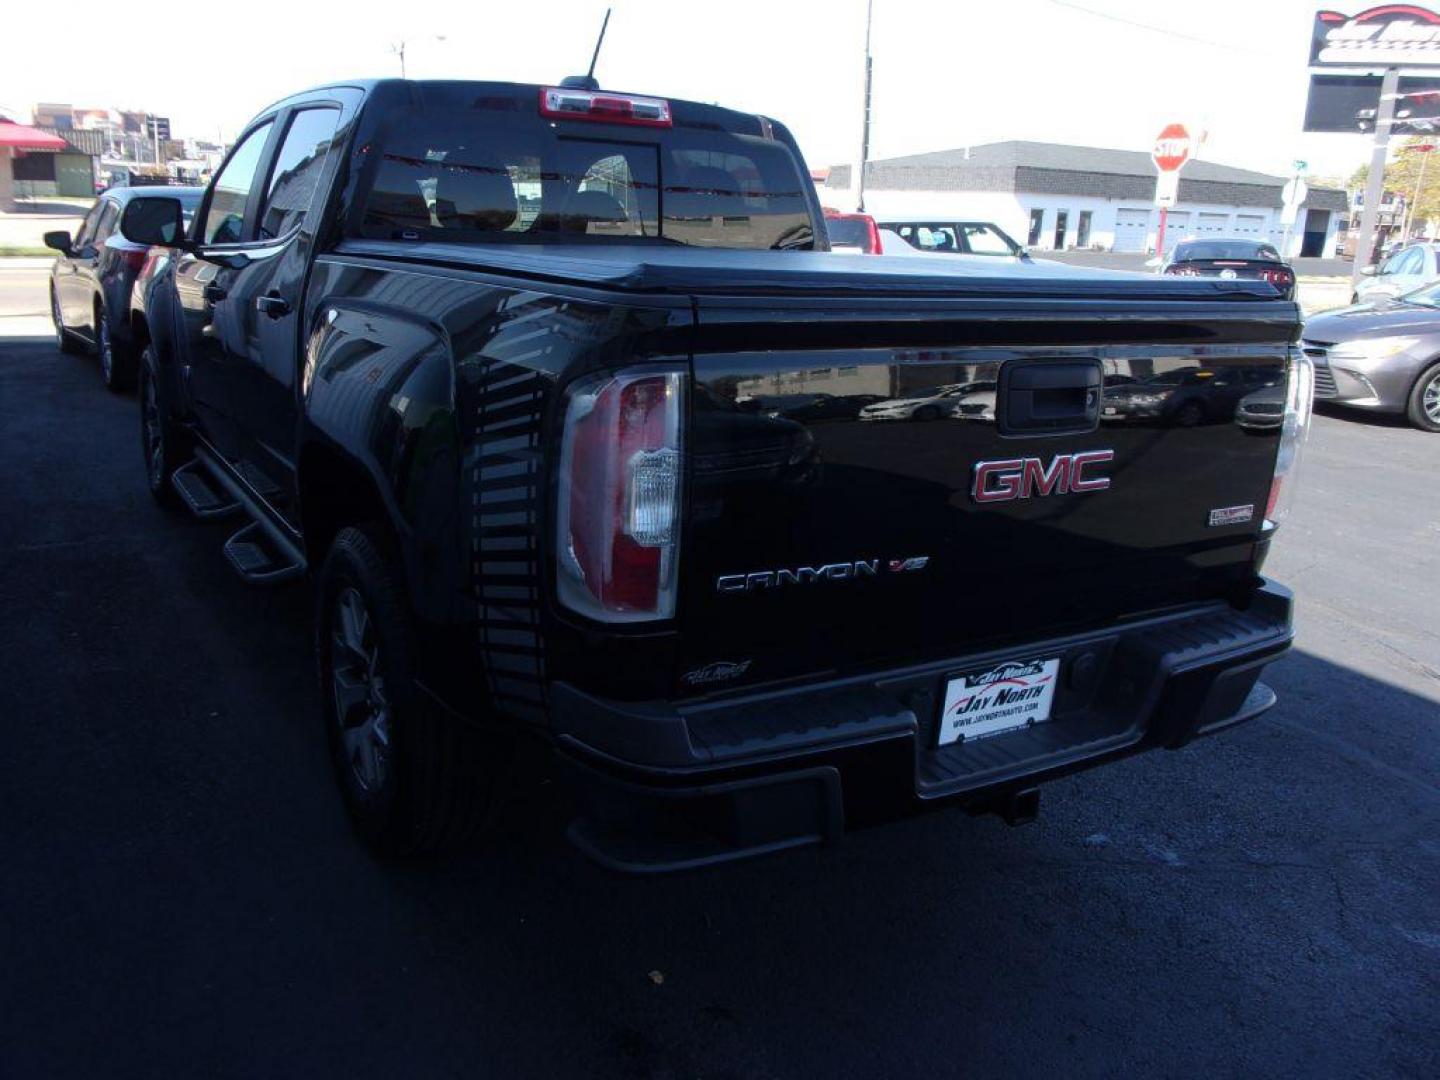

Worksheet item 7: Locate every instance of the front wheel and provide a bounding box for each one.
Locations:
[1407,361,1440,432]
[318,526,500,855]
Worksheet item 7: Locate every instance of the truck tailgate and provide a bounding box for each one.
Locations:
[677,293,1297,694]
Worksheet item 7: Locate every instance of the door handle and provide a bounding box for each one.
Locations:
[203,283,228,304]
[256,293,291,319]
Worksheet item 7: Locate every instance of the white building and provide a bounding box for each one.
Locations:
[824,141,1348,259]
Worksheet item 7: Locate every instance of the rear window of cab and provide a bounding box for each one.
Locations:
[352,101,816,251]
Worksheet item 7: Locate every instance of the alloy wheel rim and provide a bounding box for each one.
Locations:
[142,373,164,486]
[1424,372,1440,424]
[330,587,392,794]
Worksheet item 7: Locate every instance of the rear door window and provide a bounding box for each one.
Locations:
[202,122,274,245]
[258,107,341,240]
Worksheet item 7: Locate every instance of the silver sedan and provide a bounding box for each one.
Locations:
[1302,283,1440,432]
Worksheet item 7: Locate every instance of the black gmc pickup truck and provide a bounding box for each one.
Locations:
[121,79,1311,870]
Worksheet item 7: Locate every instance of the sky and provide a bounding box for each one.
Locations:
[2,0,1386,184]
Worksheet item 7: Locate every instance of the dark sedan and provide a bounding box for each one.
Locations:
[46,186,203,390]
[1302,282,1440,431]
[1158,238,1295,300]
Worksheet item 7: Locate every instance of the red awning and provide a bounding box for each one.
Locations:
[0,122,69,151]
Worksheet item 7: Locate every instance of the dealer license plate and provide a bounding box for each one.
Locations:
[937,657,1061,747]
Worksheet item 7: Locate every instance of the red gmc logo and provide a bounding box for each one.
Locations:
[971,451,1115,503]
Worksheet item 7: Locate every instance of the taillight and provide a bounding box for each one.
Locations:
[1265,348,1314,531]
[120,247,147,273]
[1261,268,1294,290]
[556,366,685,622]
[539,87,673,127]
[1165,264,1198,275]
[866,216,882,254]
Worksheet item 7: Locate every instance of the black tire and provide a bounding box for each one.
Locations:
[97,304,134,392]
[51,286,82,355]
[139,346,191,509]
[1406,360,1440,432]
[1174,400,1205,428]
[318,526,499,855]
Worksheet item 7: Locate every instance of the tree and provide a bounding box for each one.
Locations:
[1385,135,1440,232]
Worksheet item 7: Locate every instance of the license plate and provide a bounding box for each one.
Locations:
[1103,406,1118,415]
[937,657,1060,746]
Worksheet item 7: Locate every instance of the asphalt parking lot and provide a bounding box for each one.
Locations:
[2,264,1438,1078]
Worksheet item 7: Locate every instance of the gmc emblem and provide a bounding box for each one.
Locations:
[971,450,1115,503]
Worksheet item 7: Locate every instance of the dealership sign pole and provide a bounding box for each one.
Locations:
[1151,123,1191,259]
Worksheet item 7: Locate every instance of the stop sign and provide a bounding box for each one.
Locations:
[1152,123,1192,173]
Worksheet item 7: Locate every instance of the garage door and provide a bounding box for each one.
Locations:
[1197,212,1228,237]
[1163,211,1191,245]
[1114,208,1151,252]
[1234,213,1266,238]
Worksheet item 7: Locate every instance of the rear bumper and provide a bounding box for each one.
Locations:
[554,580,1293,873]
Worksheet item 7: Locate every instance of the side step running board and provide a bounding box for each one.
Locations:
[172,449,307,586]
[223,521,306,585]
[171,459,240,519]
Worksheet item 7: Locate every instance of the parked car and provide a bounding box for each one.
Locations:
[1156,239,1295,300]
[823,208,884,253]
[1102,365,1283,427]
[45,186,203,390]
[859,380,998,421]
[878,220,1031,261]
[1352,241,1440,306]
[1303,279,1440,431]
[1235,383,1287,432]
[121,77,1305,870]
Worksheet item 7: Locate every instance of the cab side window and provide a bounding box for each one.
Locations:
[258,107,341,240]
[202,122,274,245]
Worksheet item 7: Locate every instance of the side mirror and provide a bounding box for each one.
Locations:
[119,197,186,247]
[43,230,73,255]
[1359,265,1377,276]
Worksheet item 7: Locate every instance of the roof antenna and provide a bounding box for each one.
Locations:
[561,8,611,91]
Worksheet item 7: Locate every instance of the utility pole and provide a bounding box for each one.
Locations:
[1353,66,1400,285]
[391,40,407,78]
[855,0,874,212]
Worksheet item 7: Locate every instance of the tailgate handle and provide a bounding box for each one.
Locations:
[999,359,1102,436]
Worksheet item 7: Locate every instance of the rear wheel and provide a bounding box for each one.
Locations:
[318,526,500,855]
[51,286,81,355]
[139,346,190,509]
[1407,361,1440,432]
[97,306,132,392]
